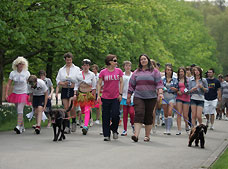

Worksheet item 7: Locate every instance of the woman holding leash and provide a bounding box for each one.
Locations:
[97,54,123,141]
[73,59,96,135]
[56,52,80,133]
[5,56,31,134]
[189,66,208,127]
[127,54,163,142]
[176,67,191,135]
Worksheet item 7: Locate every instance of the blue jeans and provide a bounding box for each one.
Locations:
[101,98,120,137]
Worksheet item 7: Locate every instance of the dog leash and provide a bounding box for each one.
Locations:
[162,98,193,127]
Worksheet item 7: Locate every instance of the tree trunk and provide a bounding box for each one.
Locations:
[46,52,54,80]
[0,50,5,106]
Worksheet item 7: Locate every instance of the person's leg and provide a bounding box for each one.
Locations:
[167,102,174,134]
[132,97,145,139]
[83,105,90,127]
[144,98,156,138]
[210,99,217,129]
[122,105,128,131]
[196,105,203,125]
[36,106,43,127]
[204,100,210,126]
[101,99,111,138]
[96,108,100,121]
[176,101,183,131]
[134,123,142,138]
[188,105,192,127]
[17,102,25,128]
[162,104,169,133]
[183,103,190,130]
[110,99,120,135]
[62,99,71,131]
[191,103,197,127]
[129,106,135,126]
[145,125,152,138]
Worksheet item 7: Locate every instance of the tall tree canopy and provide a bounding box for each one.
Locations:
[0,0,222,104]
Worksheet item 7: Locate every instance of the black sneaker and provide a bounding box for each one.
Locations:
[82,126,88,135]
[14,126,21,134]
[35,127,40,134]
[131,135,138,142]
[104,137,110,141]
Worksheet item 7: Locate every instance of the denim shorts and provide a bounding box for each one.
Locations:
[190,99,204,108]
[176,99,190,105]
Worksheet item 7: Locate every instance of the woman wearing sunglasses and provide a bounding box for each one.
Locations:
[97,54,123,141]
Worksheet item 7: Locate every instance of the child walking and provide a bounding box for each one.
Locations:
[120,61,135,136]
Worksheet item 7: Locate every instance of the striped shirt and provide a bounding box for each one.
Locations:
[128,68,163,99]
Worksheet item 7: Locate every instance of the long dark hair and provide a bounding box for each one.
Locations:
[165,65,173,83]
[177,67,187,87]
[137,54,153,71]
[193,66,203,79]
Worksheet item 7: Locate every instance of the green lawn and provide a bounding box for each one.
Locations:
[211,147,228,169]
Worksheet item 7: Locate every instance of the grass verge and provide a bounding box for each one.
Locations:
[210,147,228,169]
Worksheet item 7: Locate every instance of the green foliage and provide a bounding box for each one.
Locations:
[1,0,223,87]
[190,1,227,75]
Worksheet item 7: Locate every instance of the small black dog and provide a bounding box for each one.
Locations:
[49,100,73,141]
[188,124,207,148]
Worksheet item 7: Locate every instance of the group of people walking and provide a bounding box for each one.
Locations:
[5,53,228,142]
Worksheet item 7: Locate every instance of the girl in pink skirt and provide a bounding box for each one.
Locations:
[5,56,31,134]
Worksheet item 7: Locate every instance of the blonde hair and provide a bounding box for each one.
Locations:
[12,56,28,71]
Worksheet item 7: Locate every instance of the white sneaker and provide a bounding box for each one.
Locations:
[14,126,22,134]
[210,126,214,130]
[21,127,26,132]
[95,120,100,124]
[176,131,181,135]
[225,117,228,121]
[89,119,94,127]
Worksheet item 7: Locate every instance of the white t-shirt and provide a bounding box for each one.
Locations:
[43,77,53,95]
[28,79,48,96]
[74,70,96,91]
[9,70,30,94]
[122,72,132,99]
[56,64,80,85]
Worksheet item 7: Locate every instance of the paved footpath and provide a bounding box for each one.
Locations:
[0,118,227,169]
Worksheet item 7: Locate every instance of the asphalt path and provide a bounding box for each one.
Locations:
[0,118,227,169]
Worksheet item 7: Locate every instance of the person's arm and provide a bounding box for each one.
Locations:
[55,86,59,105]
[97,78,103,101]
[91,75,97,96]
[199,79,208,93]
[49,86,54,99]
[43,91,48,110]
[127,73,136,105]
[5,79,12,100]
[217,88,222,101]
[29,93,33,102]
[118,76,123,101]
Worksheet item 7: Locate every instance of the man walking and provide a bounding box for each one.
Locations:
[204,68,221,130]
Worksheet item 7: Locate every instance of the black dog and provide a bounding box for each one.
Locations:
[49,101,73,141]
[188,124,207,148]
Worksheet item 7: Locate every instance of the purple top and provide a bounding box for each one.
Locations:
[128,68,164,99]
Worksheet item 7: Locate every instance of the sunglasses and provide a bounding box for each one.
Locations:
[112,59,117,62]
